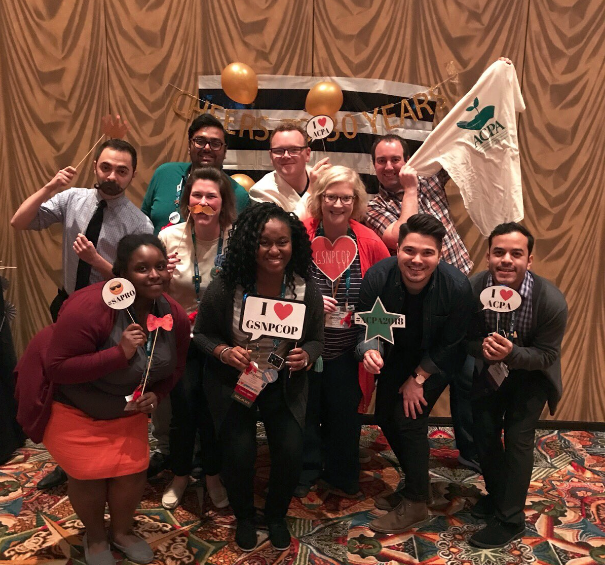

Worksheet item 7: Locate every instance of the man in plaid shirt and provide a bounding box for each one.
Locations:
[364,134,473,275]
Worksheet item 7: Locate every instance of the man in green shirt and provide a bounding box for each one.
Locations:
[142,113,249,234]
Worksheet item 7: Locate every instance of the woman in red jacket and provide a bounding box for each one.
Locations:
[42,234,190,565]
[299,166,390,497]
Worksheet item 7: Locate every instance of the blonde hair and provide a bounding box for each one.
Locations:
[307,165,368,221]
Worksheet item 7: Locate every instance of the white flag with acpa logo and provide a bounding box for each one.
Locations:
[407,60,525,236]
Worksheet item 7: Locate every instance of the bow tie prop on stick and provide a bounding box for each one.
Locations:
[128,313,174,406]
[74,114,130,170]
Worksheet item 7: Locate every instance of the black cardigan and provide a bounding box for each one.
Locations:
[193,275,324,430]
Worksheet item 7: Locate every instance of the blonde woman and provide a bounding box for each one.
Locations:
[299,166,389,497]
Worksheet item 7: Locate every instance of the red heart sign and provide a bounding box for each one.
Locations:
[311,236,358,281]
[500,289,513,301]
[318,117,327,127]
[274,303,293,320]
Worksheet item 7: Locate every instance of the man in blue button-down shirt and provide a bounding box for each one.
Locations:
[11,138,153,320]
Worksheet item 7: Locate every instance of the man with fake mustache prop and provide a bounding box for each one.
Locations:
[12,138,153,322]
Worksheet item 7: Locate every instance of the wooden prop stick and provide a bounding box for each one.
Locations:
[288,341,299,379]
[140,329,159,394]
[174,211,192,253]
[74,135,104,170]
[73,114,130,170]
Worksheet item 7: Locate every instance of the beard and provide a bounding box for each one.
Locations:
[95,180,123,196]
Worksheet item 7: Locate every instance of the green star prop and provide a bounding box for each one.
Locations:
[357,297,403,344]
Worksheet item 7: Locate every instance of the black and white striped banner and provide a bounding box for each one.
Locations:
[198,75,436,192]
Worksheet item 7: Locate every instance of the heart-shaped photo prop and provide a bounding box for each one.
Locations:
[311,236,358,282]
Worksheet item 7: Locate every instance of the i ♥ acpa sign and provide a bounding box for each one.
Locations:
[311,236,358,281]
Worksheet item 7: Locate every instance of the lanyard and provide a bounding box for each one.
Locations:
[191,228,224,304]
[316,222,354,307]
[127,303,157,383]
[174,170,188,212]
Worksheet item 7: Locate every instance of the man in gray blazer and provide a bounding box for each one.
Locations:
[466,222,568,548]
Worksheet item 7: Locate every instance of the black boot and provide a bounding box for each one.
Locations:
[37,465,68,489]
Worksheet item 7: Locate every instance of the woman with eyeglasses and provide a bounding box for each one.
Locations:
[158,166,235,511]
[297,166,390,498]
[193,203,324,552]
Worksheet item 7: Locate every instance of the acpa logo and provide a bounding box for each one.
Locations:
[457,97,507,151]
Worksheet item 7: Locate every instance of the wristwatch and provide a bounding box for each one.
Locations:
[412,372,426,385]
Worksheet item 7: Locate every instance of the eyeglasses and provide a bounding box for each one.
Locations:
[324,194,355,205]
[191,137,225,151]
[269,146,307,157]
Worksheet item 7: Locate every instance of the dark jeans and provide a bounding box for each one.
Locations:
[299,351,362,490]
[472,370,548,526]
[450,356,478,461]
[375,368,449,502]
[169,345,221,477]
[219,376,303,523]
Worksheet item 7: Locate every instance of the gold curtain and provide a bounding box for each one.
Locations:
[2,0,603,421]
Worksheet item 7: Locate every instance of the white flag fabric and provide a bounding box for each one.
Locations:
[407,60,526,236]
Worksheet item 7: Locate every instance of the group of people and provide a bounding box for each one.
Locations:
[10,108,567,562]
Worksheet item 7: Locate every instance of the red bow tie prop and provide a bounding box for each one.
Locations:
[147,313,173,332]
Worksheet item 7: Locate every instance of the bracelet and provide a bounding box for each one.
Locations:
[219,346,232,363]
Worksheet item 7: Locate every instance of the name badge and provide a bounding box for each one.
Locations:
[325,307,354,329]
[232,362,267,407]
[488,362,509,388]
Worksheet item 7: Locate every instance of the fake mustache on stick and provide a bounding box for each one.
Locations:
[95,180,122,196]
[188,203,215,215]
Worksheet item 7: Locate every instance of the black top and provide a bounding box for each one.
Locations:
[193,274,324,431]
[356,256,474,377]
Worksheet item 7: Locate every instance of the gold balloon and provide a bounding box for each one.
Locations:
[231,173,255,192]
[221,63,258,105]
[305,81,343,117]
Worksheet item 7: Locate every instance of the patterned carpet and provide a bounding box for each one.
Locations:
[1,425,604,564]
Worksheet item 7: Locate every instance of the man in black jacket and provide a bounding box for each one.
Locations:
[467,222,567,548]
[357,214,474,533]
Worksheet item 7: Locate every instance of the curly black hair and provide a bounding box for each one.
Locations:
[220,202,312,295]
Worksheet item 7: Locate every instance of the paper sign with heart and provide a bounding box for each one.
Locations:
[240,295,306,341]
[479,285,522,312]
[311,236,358,282]
[306,115,334,140]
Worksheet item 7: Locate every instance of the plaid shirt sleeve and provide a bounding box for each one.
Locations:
[419,171,473,275]
[363,194,398,253]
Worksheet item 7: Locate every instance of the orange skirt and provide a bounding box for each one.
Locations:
[43,401,149,480]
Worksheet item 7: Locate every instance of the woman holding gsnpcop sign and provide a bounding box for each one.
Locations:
[299,166,390,497]
[16,234,190,565]
[193,202,324,552]
[158,166,235,511]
